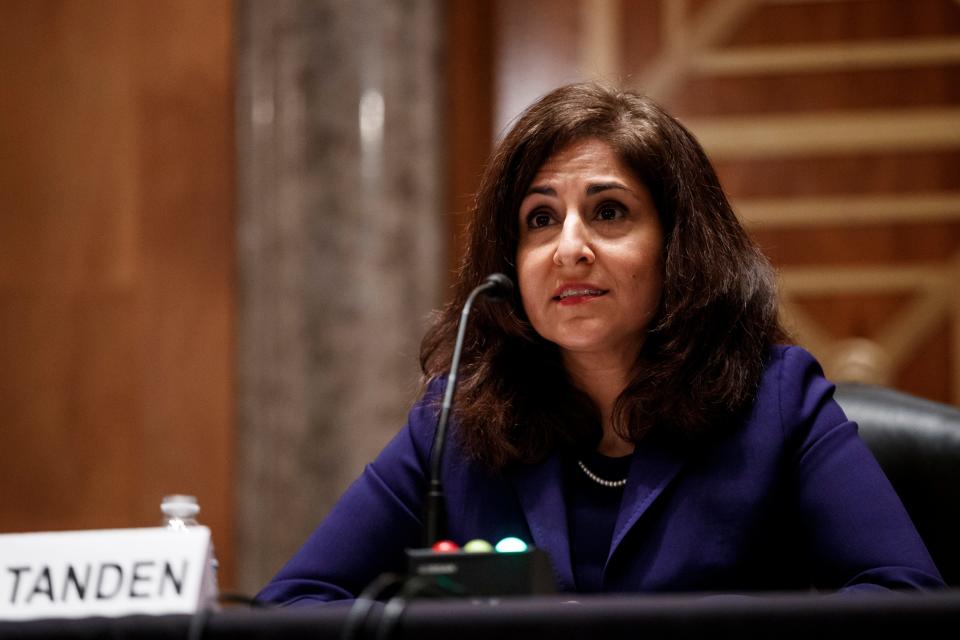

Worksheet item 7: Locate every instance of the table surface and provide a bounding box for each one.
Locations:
[2,590,960,640]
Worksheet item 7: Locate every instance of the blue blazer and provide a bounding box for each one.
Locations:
[258,346,943,605]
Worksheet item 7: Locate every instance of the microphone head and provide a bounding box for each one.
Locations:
[483,273,514,302]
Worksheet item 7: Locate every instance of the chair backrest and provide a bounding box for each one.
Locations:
[834,383,960,586]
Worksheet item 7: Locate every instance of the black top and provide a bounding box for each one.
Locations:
[565,449,632,592]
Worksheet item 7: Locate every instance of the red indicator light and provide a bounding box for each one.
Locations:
[431,540,460,553]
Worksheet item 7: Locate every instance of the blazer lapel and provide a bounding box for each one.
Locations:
[607,439,685,565]
[507,453,575,591]
[507,441,685,591]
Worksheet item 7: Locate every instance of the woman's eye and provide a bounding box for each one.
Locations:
[596,203,625,221]
[527,211,554,229]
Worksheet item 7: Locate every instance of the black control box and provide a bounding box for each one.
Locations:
[406,548,556,596]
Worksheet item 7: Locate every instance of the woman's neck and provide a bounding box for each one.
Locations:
[562,349,636,457]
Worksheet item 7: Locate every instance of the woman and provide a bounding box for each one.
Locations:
[257,83,943,604]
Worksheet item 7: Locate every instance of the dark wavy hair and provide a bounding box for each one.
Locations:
[420,82,786,469]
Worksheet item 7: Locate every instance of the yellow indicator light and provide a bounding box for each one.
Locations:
[463,539,494,553]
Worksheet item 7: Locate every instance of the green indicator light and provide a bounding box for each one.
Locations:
[494,537,528,553]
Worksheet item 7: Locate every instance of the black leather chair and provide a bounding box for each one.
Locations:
[834,383,960,586]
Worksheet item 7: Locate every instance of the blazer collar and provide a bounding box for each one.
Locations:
[508,439,685,592]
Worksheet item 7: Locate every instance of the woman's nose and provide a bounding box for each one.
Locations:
[553,213,595,267]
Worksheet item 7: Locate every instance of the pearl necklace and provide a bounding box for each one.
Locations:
[577,460,627,488]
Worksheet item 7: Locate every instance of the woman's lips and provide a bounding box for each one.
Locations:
[553,287,608,305]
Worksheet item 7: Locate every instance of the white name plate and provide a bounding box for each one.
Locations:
[0,527,216,620]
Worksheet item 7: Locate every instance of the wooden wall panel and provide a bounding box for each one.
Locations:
[716,151,960,198]
[0,0,235,586]
[445,0,495,274]
[727,0,960,44]
[674,67,960,116]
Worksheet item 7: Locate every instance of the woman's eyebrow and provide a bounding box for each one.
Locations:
[586,181,632,196]
[525,182,633,197]
[525,185,556,197]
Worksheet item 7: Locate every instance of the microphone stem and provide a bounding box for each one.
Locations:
[425,279,495,546]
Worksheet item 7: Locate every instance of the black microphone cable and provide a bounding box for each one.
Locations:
[373,576,445,640]
[340,573,406,640]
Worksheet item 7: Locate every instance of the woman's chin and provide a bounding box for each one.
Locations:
[553,335,643,364]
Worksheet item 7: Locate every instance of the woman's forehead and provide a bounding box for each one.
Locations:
[527,138,644,191]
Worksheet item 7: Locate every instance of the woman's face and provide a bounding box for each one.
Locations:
[516,137,664,364]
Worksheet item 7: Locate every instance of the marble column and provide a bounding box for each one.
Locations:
[235,0,443,594]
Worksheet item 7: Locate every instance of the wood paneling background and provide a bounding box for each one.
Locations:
[479,0,960,406]
[444,0,495,273]
[0,0,235,586]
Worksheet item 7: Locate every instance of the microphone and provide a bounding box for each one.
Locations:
[407,272,554,598]
[424,273,513,546]
[479,272,513,302]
